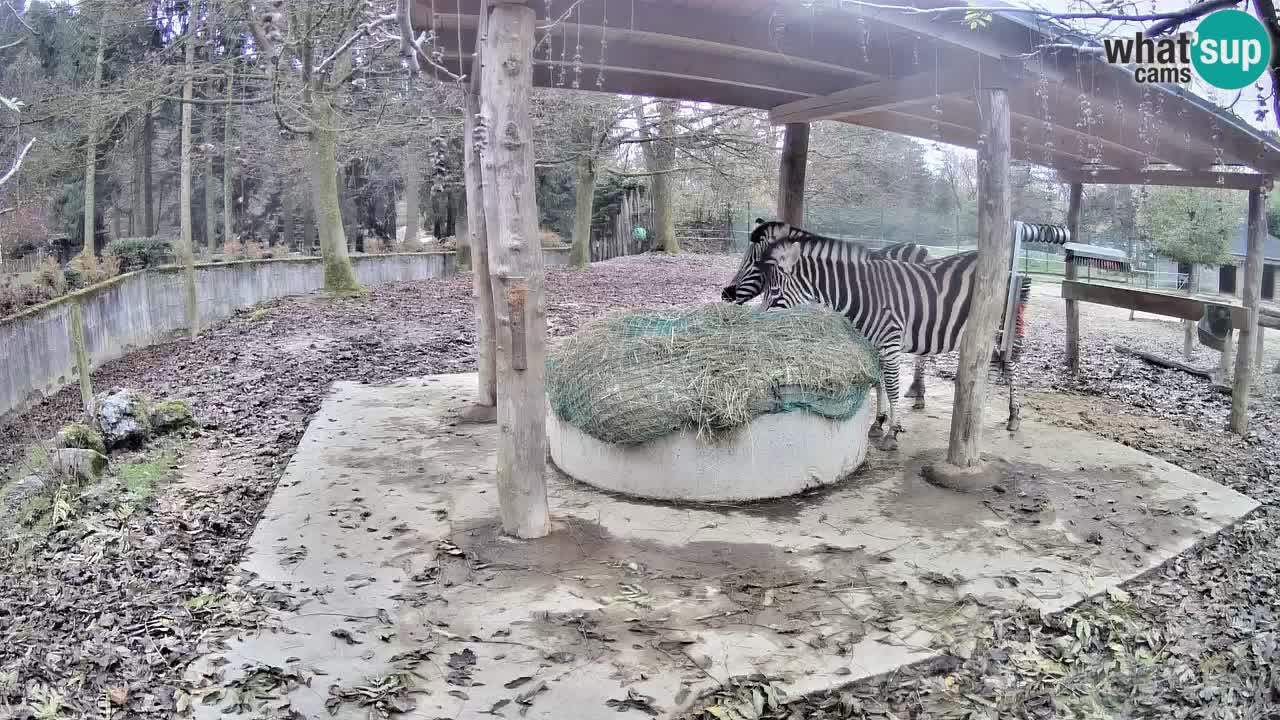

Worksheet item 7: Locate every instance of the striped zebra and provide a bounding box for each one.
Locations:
[721,219,936,406]
[722,221,1027,450]
[902,221,1062,408]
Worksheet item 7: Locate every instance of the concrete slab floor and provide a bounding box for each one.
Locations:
[186,373,1258,720]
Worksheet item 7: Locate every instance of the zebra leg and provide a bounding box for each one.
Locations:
[869,378,889,439]
[907,355,927,410]
[879,349,903,451]
[1004,352,1022,432]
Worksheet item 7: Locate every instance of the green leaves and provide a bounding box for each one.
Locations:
[1138,185,1242,267]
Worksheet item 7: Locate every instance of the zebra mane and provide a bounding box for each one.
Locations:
[753,221,932,263]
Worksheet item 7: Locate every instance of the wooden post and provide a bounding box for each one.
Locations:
[1218,328,1234,382]
[1183,266,1198,359]
[479,2,550,539]
[1064,182,1083,374]
[464,86,498,413]
[930,88,1013,484]
[1256,328,1265,369]
[777,122,809,225]
[1229,189,1266,434]
[70,300,94,416]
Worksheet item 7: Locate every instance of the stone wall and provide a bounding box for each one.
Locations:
[1,252,493,420]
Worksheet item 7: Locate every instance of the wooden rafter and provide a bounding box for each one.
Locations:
[1056,168,1274,190]
[769,58,1025,125]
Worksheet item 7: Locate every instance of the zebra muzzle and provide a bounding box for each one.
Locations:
[720,286,737,302]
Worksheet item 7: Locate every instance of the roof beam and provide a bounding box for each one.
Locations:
[768,58,1025,125]
[850,110,1094,172]
[428,0,897,81]
[1057,168,1275,190]
[448,56,807,109]
[443,30,862,101]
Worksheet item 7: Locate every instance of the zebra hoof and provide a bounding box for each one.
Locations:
[878,435,899,452]
[1006,417,1021,432]
[868,424,884,439]
[912,398,926,410]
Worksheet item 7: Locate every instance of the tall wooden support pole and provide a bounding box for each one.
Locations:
[464,86,498,411]
[777,123,809,225]
[940,88,1013,475]
[1063,182,1083,374]
[1229,189,1266,434]
[479,2,550,539]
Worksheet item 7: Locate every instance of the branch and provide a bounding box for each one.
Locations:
[3,1,36,35]
[396,0,418,76]
[158,94,272,105]
[605,166,708,178]
[316,14,398,75]
[1250,0,1280,131]
[1145,0,1240,35]
[271,55,314,136]
[838,0,1243,23]
[0,137,35,187]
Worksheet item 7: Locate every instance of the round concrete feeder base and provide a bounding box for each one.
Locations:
[546,403,875,503]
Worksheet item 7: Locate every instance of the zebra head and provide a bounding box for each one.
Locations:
[758,237,806,310]
[721,218,795,303]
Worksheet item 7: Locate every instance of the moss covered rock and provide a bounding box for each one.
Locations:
[53,423,107,455]
[149,400,195,434]
[52,448,109,482]
[94,388,152,449]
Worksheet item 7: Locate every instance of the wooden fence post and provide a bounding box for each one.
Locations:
[1229,188,1266,433]
[929,87,1013,487]
[464,85,498,413]
[70,300,94,416]
[1064,182,1083,374]
[777,123,809,225]
[479,2,550,539]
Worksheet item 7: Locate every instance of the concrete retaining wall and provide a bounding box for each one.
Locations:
[0,252,486,420]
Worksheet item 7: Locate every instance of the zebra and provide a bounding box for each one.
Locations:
[721,219,936,407]
[722,220,1028,450]
[901,221,1062,409]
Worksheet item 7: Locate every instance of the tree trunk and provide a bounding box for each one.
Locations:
[223,76,235,251]
[82,20,106,257]
[464,86,497,409]
[309,96,362,294]
[402,165,419,249]
[1064,182,1082,373]
[179,28,200,338]
[653,100,679,254]
[776,122,809,225]
[479,3,550,539]
[942,87,1012,472]
[131,114,144,237]
[302,185,317,254]
[204,98,218,257]
[143,103,155,236]
[570,153,595,268]
[1230,189,1266,433]
[1184,265,1199,360]
[281,186,294,251]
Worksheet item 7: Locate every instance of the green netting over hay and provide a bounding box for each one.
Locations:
[546,303,881,445]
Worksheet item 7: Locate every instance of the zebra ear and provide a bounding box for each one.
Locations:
[772,240,802,273]
[754,217,765,226]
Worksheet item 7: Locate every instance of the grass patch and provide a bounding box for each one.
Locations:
[115,443,183,506]
[248,308,269,322]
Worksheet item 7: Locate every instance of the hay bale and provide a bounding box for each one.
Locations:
[546,303,880,445]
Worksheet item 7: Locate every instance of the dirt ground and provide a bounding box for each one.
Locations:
[1,253,1278,718]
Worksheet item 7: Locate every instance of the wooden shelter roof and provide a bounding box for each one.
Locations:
[416,0,1280,184]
